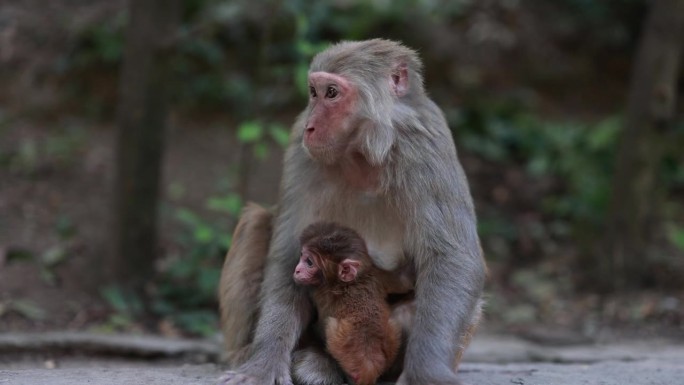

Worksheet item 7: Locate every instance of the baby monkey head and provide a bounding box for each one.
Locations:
[294,222,370,286]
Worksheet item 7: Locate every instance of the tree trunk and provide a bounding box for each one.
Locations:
[114,0,181,291]
[604,0,684,290]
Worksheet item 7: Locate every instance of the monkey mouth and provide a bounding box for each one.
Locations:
[293,276,321,286]
[302,141,342,164]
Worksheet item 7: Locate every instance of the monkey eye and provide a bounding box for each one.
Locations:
[325,86,339,99]
[309,86,317,98]
[305,257,313,267]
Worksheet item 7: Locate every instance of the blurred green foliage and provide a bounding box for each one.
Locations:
[151,118,291,335]
[99,285,145,331]
[42,0,680,332]
[2,125,87,176]
[0,300,47,322]
[68,15,126,69]
[454,101,618,234]
[56,0,651,116]
[237,121,290,160]
[149,207,233,336]
[454,97,683,274]
[58,0,478,116]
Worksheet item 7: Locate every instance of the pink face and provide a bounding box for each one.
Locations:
[303,71,358,164]
[293,248,321,286]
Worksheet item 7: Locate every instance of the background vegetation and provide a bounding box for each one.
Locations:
[0,0,682,341]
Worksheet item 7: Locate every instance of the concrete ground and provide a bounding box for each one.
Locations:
[0,333,682,385]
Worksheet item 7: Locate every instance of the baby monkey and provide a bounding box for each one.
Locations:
[294,222,401,385]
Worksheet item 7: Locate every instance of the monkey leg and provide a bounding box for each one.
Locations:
[219,204,345,385]
[219,203,273,367]
[292,346,344,385]
[453,298,484,369]
[383,297,484,378]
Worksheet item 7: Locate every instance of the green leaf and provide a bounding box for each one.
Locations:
[151,299,175,316]
[269,124,290,147]
[40,268,57,286]
[168,258,194,279]
[219,233,232,249]
[176,208,201,226]
[55,215,76,240]
[667,224,684,251]
[588,116,620,150]
[237,121,263,143]
[527,156,550,176]
[295,64,309,96]
[198,269,221,295]
[194,225,214,243]
[207,194,243,216]
[41,245,67,267]
[101,286,129,313]
[100,286,143,315]
[6,248,34,262]
[107,313,133,329]
[172,310,218,336]
[11,300,47,320]
[295,14,309,37]
[253,143,269,160]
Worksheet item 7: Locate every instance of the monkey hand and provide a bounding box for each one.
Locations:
[217,361,293,385]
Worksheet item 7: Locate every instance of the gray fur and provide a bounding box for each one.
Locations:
[292,348,344,385]
[218,39,485,385]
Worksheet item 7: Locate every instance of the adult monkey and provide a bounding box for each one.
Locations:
[218,39,485,385]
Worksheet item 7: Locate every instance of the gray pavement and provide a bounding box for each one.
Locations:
[0,333,682,385]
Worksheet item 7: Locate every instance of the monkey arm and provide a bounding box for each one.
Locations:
[399,188,486,384]
[223,216,314,385]
[245,287,311,377]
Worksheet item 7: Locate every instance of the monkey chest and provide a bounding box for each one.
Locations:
[300,193,407,271]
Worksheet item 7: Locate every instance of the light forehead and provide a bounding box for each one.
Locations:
[308,71,353,89]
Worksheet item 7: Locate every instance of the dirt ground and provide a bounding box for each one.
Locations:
[1,333,684,385]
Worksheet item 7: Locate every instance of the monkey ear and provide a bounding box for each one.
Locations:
[338,259,361,282]
[391,63,409,97]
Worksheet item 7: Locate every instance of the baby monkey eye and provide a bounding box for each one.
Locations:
[309,86,317,98]
[305,257,313,267]
[325,86,338,99]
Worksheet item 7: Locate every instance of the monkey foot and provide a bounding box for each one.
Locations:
[217,370,294,385]
[217,371,252,385]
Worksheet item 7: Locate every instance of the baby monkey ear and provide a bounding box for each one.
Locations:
[338,259,361,282]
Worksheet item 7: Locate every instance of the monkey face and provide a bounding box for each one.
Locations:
[302,71,359,164]
[293,249,322,286]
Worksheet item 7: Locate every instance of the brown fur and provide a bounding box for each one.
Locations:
[300,223,401,385]
[218,203,272,366]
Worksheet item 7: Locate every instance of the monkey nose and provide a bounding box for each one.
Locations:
[305,126,315,135]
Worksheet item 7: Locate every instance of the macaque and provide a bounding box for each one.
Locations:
[294,222,400,385]
[219,39,486,385]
